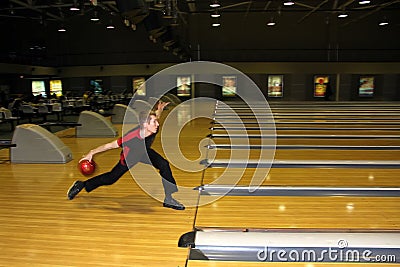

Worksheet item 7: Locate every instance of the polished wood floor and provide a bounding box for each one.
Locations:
[0,101,399,267]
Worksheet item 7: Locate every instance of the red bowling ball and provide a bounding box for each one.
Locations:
[79,159,96,176]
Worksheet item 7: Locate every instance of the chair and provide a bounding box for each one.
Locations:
[1,108,20,130]
[61,100,72,115]
[72,99,85,114]
[37,104,52,122]
[51,103,63,121]
[20,105,36,123]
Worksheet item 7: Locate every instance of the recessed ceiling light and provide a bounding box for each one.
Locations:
[283,1,294,6]
[211,10,220,18]
[210,0,220,8]
[91,11,99,21]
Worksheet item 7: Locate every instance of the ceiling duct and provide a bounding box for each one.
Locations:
[144,11,166,39]
[116,0,149,24]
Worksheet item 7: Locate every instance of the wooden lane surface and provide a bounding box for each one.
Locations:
[1,111,399,266]
[0,114,210,266]
[194,196,400,233]
[198,165,400,229]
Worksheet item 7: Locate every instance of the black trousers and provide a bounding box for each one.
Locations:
[84,148,178,197]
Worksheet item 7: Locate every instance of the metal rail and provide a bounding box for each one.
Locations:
[195,185,400,197]
[208,133,400,139]
[200,159,400,169]
[206,144,400,150]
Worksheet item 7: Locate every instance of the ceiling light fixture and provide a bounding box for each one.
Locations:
[70,0,80,11]
[106,20,115,29]
[283,1,295,6]
[338,12,348,18]
[267,17,276,26]
[211,10,220,18]
[58,25,66,32]
[90,11,99,21]
[210,0,220,8]
[359,0,371,4]
[379,16,388,26]
[212,21,221,27]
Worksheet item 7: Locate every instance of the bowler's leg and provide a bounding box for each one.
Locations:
[142,149,184,210]
[67,161,128,200]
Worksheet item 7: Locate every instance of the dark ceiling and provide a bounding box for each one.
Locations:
[1,0,399,66]
[1,0,399,22]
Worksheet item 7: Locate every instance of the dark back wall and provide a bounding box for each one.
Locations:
[1,62,399,102]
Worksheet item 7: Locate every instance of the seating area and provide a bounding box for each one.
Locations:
[0,94,134,138]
